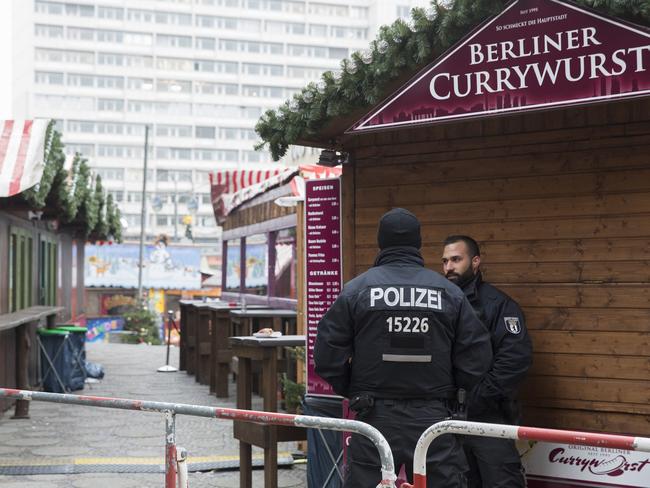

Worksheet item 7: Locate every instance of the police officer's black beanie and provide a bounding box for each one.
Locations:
[377,208,422,250]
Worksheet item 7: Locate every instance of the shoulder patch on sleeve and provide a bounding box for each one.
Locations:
[504,316,521,334]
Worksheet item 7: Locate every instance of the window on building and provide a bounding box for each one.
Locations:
[35,71,64,85]
[96,29,123,43]
[64,143,95,157]
[194,149,216,160]
[96,75,124,89]
[309,24,327,37]
[156,124,192,138]
[98,6,124,20]
[98,52,125,66]
[124,32,153,46]
[126,192,143,203]
[195,126,215,139]
[157,34,192,48]
[94,167,126,180]
[35,24,63,38]
[65,3,95,17]
[68,120,95,133]
[67,73,95,87]
[98,98,124,112]
[108,190,124,203]
[157,79,191,93]
[35,1,64,15]
[195,37,216,50]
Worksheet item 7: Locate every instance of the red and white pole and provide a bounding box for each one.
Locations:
[0,388,398,488]
[401,420,650,488]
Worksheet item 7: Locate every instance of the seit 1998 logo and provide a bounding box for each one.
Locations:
[549,447,650,477]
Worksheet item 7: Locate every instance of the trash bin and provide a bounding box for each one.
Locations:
[302,395,345,488]
[54,325,87,391]
[38,328,73,393]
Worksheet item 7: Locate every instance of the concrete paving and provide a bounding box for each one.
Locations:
[0,342,307,487]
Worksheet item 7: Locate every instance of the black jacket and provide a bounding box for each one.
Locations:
[461,272,533,420]
[314,247,493,400]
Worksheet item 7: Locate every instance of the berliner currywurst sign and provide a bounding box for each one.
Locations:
[349,0,650,132]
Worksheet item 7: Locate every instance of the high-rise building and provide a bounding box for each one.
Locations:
[12,0,429,243]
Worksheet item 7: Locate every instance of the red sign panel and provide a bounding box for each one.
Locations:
[349,0,650,132]
[305,178,342,397]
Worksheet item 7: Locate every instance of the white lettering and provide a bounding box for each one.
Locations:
[611,49,627,76]
[415,288,427,307]
[370,287,383,307]
[469,43,483,65]
[628,45,650,72]
[582,27,601,47]
[384,287,399,307]
[370,287,443,310]
[430,72,450,100]
[564,56,586,82]
[531,59,563,85]
[589,53,610,79]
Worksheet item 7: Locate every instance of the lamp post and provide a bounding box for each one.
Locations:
[136,125,149,306]
[173,173,179,242]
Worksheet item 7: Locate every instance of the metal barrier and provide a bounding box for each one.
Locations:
[0,388,397,488]
[401,420,650,488]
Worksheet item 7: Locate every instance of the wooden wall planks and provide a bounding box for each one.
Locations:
[348,100,650,435]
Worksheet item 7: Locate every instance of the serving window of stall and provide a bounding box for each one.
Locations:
[273,228,296,299]
[222,226,296,304]
[224,238,242,293]
[244,233,268,296]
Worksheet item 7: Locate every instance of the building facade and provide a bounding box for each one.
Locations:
[12,0,429,244]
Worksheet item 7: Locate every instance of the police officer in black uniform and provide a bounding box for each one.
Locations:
[314,208,493,488]
[441,235,533,488]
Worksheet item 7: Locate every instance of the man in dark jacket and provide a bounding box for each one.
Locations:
[442,235,533,488]
[314,208,492,488]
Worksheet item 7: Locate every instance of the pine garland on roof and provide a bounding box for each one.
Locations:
[255,0,650,161]
[14,124,121,240]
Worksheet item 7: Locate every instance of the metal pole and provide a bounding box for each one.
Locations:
[164,411,178,488]
[0,388,398,487]
[137,125,149,306]
[403,420,650,488]
[173,175,178,241]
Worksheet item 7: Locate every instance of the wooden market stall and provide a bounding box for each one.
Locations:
[1,120,118,416]
[256,0,650,440]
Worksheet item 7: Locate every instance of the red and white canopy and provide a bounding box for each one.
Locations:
[209,164,343,222]
[0,119,50,198]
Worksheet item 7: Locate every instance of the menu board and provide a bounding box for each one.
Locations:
[305,178,342,397]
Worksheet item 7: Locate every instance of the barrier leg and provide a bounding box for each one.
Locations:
[165,411,178,488]
[177,447,188,488]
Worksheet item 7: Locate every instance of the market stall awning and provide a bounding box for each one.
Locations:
[0,119,50,198]
[211,167,298,222]
[210,164,343,223]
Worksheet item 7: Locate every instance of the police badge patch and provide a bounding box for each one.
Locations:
[504,317,521,334]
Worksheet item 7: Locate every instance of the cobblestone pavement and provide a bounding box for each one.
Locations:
[0,342,306,487]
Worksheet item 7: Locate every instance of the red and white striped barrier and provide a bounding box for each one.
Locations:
[401,420,650,488]
[0,388,397,488]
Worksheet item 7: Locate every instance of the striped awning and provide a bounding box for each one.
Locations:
[209,164,343,222]
[209,167,287,194]
[0,120,50,198]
